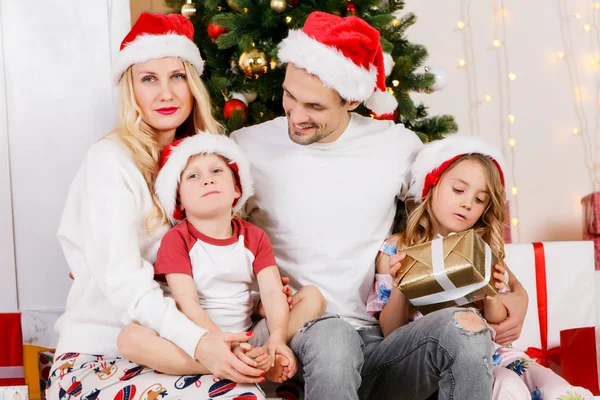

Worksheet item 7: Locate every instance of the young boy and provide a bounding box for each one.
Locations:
[123,132,326,383]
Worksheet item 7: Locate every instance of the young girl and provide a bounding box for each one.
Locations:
[367,136,593,400]
[118,133,326,384]
[48,13,269,400]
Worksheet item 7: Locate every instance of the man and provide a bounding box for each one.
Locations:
[231,11,528,400]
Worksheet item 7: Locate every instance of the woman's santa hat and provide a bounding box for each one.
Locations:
[407,136,507,203]
[277,11,398,117]
[111,12,204,84]
[155,132,254,224]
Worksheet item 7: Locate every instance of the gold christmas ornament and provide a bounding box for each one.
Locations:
[181,0,196,18]
[239,48,268,78]
[226,0,241,12]
[270,0,287,12]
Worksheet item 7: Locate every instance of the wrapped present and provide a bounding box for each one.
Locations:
[22,346,53,400]
[582,192,600,270]
[506,241,598,370]
[560,326,600,395]
[0,313,25,387]
[393,229,498,315]
[0,386,28,400]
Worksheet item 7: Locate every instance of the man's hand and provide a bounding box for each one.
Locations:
[258,276,293,318]
[194,332,265,383]
[488,287,528,345]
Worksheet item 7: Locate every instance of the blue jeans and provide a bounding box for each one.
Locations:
[289,308,495,400]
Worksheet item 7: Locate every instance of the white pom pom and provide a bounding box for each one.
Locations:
[383,53,394,77]
[364,89,398,115]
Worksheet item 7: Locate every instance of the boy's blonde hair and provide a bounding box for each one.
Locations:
[393,154,506,264]
[109,61,223,233]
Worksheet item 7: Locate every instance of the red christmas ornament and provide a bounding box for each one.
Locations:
[223,99,248,120]
[207,22,227,41]
[345,1,357,15]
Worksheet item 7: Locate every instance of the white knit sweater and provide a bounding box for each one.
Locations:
[55,134,206,358]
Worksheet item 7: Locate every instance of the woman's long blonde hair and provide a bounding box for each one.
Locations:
[392,154,507,264]
[109,60,223,233]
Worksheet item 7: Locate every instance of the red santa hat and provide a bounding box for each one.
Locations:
[407,136,507,203]
[155,132,254,224]
[277,11,398,117]
[111,12,204,84]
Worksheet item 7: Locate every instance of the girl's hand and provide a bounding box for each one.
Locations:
[492,264,508,292]
[388,252,407,287]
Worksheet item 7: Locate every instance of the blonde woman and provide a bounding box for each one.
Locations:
[47,13,266,400]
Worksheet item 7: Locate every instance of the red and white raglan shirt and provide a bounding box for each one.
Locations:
[154,217,277,332]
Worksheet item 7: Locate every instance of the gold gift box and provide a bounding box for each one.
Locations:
[393,229,498,315]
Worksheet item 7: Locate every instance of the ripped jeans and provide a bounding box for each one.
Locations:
[289,308,495,400]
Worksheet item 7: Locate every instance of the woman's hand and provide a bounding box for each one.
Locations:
[194,332,265,383]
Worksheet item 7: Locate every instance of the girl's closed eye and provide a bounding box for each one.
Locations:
[452,188,464,194]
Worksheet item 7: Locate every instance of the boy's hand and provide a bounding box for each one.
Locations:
[264,337,297,382]
[389,252,407,287]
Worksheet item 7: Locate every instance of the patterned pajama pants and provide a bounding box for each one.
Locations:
[492,346,594,399]
[45,352,266,400]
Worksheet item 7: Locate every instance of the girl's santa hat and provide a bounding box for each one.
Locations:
[407,136,507,203]
[155,132,254,224]
[277,11,398,117]
[111,12,204,83]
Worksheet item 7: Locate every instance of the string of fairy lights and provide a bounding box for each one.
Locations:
[457,1,521,241]
[558,0,597,192]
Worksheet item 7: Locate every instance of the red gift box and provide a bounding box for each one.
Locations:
[582,192,600,270]
[0,313,25,387]
[560,326,600,395]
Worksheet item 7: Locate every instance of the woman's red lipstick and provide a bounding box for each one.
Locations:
[156,107,178,115]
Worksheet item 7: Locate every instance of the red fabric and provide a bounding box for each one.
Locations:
[120,12,194,50]
[0,313,25,386]
[560,327,600,395]
[525,243,561,368]
[302,12,381,77]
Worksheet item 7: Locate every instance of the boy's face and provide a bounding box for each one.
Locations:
[282,63,359,145]
[178,154,241,219]
[431,159,491,236]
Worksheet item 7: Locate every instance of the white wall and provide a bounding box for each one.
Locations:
[0,0,129,320]
[403,0,599,243]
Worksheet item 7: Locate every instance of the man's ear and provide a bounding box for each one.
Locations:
[346,100,361,111]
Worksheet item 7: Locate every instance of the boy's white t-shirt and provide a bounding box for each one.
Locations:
[154,217,276,332]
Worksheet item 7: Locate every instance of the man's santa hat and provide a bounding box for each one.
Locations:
[407,136,507,203]
[277,11,398,117]
[155,132,254,225]
[111,12,204,84]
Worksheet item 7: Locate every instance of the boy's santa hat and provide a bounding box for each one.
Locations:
[155,132,254,224]
[277,11,398,117]
[111,12,204,84]
[407,136,507,203]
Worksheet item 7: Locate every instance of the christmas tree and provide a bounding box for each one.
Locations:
[167,0,457,142]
